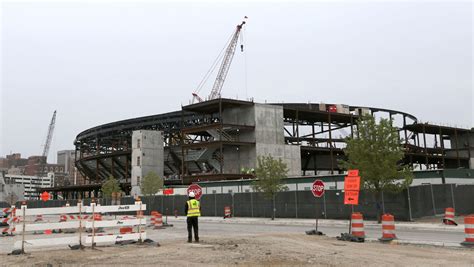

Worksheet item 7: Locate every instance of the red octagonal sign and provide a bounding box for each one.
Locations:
[187,184,203,200]
[311,180,325,198]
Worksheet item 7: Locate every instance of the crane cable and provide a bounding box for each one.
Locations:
[242,25,248,100]
[194,31,235,96]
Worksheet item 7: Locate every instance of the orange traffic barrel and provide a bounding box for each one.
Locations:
[351,212,365,238]
[224,206,232,219]
[150,211,158,227]
[379,214,397,241]
[461,215,474,247]
[153,212,163,229]
[443,208,457,225]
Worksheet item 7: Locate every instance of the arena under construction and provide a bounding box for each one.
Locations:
[49,98,473,197]
[48,18,473,197]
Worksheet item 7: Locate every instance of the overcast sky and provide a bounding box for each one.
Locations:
[1,0,472,163]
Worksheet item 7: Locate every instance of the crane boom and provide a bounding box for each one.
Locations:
[208,19,246,100]
[42,110,56,159]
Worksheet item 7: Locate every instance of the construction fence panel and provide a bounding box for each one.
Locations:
[453,184,474,215]
[432,184,453,215]
[407,185,436,219]
[14,184,474,221]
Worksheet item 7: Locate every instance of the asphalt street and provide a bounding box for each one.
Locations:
[0,216,466,254]
[154,217,466,246]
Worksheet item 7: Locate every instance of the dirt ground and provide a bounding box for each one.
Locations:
[1,233,473,266]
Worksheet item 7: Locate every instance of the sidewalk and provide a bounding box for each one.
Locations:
[163,216,466,233]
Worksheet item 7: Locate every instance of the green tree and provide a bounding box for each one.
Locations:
[101,175,121,198]
[341,115,413,221]
[140,171,164,196]
[252,155,289,220]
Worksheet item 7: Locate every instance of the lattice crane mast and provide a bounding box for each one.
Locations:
[42,110,56,160]
[192,17,247,103]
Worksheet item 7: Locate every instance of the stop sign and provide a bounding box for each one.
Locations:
[311,180,325,198]
[187,184,203,200]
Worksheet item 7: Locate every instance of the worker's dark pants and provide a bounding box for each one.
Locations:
[187,217,199,241]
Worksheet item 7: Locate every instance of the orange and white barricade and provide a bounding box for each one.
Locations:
[379,214,397,242]
[93,213,102,221]
[120,227,133,234]
[59,215,67,222]
[224,206,232,219]
[1,206,18,236]
[351,212,365,238]
[442,208,457,226]
[34,215,43,222]
[461,215,474,247]
[13,201,147,254]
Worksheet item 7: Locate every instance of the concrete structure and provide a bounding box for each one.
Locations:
[4,172,53,200]
[130,130,164,196]
[254,104,301,176]
[57,150,85,186]
[449,131,474,169]
[0,171,25,203]
[63,98,473,197]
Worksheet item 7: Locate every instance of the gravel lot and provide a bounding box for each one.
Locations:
[1,217,473,266]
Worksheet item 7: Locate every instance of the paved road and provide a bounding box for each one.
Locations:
[0,216,465,254]
[152,217,465,246]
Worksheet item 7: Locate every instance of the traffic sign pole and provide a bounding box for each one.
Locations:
[315,200,319,232]
[344,169,361,236]
[309,180,325,235]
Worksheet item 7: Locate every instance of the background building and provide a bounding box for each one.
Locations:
[57,150,86,186]
[3,172,52,200]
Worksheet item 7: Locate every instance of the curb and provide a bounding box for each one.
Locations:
[165,216,465,233]
[365,237,463,248]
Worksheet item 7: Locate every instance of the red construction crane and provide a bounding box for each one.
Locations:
[192,17,247,103]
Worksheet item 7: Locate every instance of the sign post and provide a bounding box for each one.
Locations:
[309,180,325,235]
[163,188,174,226]
[344,170,361,234]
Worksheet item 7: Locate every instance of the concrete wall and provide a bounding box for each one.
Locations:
[253,104,301,176]
[131,130,164,196]
[222,146,255,174]
[448,133,474,168]
[254,104,284,144]
[0,173,25,202]
[255,144,301,176]
[222,105,255,126]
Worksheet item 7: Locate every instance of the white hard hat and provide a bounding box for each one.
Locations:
[188,191,195,198]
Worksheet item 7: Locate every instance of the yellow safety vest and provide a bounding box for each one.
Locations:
[187,199,201,217]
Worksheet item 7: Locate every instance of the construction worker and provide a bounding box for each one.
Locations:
[185,191,201,243]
